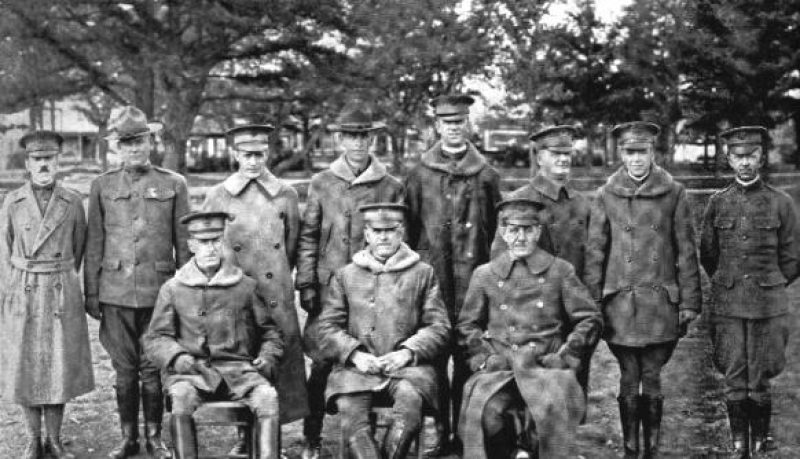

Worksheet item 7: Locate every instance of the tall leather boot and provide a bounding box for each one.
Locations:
[256,415,280,459]
[142,383,171,458]
[726,400,749,458]
[171,414,197,459]
[109,384,140,459]
[22,405,43,459]
[749,399,773,454]
[641,395,663,459]
[43,404,75,459]
[618,395,640,459]
[382,416,419,459]
[348,427,381,459]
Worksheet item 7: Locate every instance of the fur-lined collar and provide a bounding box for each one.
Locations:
[329,154,388,185]
[222,170,283,197]
[530,173,573,200]
[490,249,555,279]
[175,258,244,287]
[605,165,675,197]
[421,141,487,176]
[352,243,420,273]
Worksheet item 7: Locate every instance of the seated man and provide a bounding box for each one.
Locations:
[457,198,602,459]
[318,203,451,459]
[144,211,284,459]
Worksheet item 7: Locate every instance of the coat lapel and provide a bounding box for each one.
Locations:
[30,186,71,256]
[329,154,388,186]
[421,141,487,176]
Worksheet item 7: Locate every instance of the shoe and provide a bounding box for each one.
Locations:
[108,423,140,459]
[23,436,42,459]
[144,423,172,458]
[300,441,321,459]
[43,436,75,459]
[618,395,640,459]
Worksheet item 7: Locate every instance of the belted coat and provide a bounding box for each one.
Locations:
[202,170,307,422]
[457,249,602,459]
[84,165,191,308]
[0,183,94,404]
[295,155,404,359]
[404,142,502,320]
[585,165,702,346]
[144,258,284,399]
[318,244,451,410]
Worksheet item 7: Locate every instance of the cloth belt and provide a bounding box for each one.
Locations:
[11,256,74,273]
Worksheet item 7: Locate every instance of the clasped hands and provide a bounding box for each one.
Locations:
[350,349,413,375]
[172,354,276,381]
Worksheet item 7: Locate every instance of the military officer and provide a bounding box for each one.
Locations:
[295,106,404,458]
[585,121,702,459]
[144,211,284,459]
[404,94,502,455]
[85,106,190,459]
[490,125,596,418]
[700,126,799,457]
[318,203,451,459]
[0,131,94,459]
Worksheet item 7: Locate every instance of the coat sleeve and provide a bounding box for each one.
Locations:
[672,187,702,311]
[173,175,191,268]
[0,198,13,283]
[284,187,301,269]
[584,190,610,300]
[456,268,493,371]
[72,196,88,272]
[295,179,322,290]
[403,170,422,249]
[558,264,603,360]
[777,193,800,284]
[84,178,104,298]
[699,194,719,278]
[143,284,189,370]
[318,271,363,364]
[399,266,451,362]
[253,288,285,363]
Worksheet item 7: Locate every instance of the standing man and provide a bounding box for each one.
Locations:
[202,123,309,433]
[405,94,502,455]
[490,126,596,415]
[0,131,94,459]
[295,106,404,458]
[318,203,451,459]
[585,121,702,459]
[458,198,602,459]
[85,106,190,459]
[700,126,798,457]
[144,211,284,459]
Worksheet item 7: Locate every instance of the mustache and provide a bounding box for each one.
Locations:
[38,166,50,173]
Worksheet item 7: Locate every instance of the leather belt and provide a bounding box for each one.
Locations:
[11,256,74,273]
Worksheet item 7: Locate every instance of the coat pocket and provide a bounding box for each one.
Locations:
[758,272,786,288]
[711,272,735,289]
[754,217,780,230]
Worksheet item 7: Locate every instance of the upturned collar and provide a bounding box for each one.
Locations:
[329,154,388,185]
[490,249,555,279]
[352,243,420,273]
[222,170,283,197]
[421,141,487,176]
[175,258,244,287]
[605,164,674,197]
[530,173,572,200]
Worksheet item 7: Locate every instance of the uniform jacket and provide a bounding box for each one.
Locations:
[84,165,191,308]
[700,178,799,318]
[318,243,451,411]
[456,249,602,459]
[404,141,502,319]
[144,258,284,399]
[585,165,701,346]
[490,173,591,278]
[202,170,307,422]
[0,183,94,404]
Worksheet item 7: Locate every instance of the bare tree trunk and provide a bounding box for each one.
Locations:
[793,111,800,171]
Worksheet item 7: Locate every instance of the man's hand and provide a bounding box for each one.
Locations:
[252,357,277,382]
[678,310,698,337]
[85,296,102,320]
[378,349,414,373]
[300,287,320,314]
[173,354,197,374]
[350,351,383,375]
[537,353,572,370]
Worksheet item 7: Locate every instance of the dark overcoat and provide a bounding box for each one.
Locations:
[318,244,451,410]
[295,155,403,359]
[585,165,701,346]
[457,250,602,459]
[202,170,307,422]
[0,183,94,404]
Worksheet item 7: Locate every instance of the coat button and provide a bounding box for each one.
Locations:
[529,342,536,348]
[54,253,62,258]
[465,222,472,228]
[500,304,508,310]
[133,236,139,242]
[342,238,349,244]
[538,277,545,284]
[742,235,748,240]
[134,259,140,265]
[54,283,62,290]
[269,300,278,308]
[624,225,631,232]
[509,326,516,332]
[344,211,351,217]
[133,215,140,220]
[24,285,32,293]
[273,243,281,249]
[446,194,452,199]
[233,245,242,252]
[743,274,751,279]
[625,256,632,263]
[279,212,286,219]
[536,300,544,308]
[265,272,273,279]
[369,297,375,303]
[511,344,519,351]
[466,252,472,258]
[498,281,504,287]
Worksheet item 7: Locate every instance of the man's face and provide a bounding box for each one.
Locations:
[502,223,541,259]
[339,131,373,165]
[364,225,404,259]
[26,154,58,186]
[235,150,268,179]
[189,236,224,272]
[118,134,152,167]
[436,117,470,148]
[620,146,654,178]
[537,148,572,180]
[727,146,763,181]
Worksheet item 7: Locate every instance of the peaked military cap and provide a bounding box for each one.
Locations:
[497,198,546,226]
[330,105,385,132]
[530,125,578,152]
[719,126,768,152]
[612,121,660,149]
[227,124,274,152]
[431,94,475,121]
[359,202,406,229]
[19,130,63,157]
[181,211,232,239]
[109,106,161,141]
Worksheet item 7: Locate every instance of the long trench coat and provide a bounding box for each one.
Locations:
[295,155,404,359]
[317,244,451,410]
[202,170,308,423]
[144,258,284,399]
[585,165,701,346]
[0,183,94,404]
[456,249,602,459]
